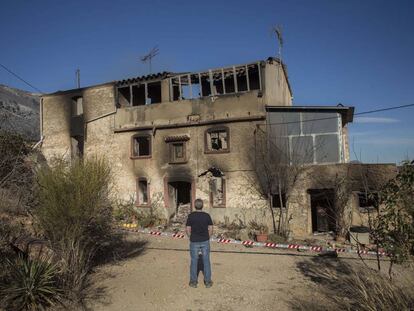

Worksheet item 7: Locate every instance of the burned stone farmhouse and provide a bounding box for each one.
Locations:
[40,57,396,237]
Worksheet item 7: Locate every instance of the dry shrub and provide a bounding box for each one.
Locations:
[293,258,414,311]
[334,267,414,311]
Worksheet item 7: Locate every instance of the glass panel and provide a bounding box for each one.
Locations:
[268,112,300,136]
[291,136,313,164]
[315,134,339,163]
[302,112,339,134]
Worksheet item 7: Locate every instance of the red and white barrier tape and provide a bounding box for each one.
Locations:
[120,224,387,257]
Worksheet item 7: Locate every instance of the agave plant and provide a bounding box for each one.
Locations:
[0,254,63,311]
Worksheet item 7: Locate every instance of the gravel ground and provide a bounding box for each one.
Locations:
[88,233,406,311]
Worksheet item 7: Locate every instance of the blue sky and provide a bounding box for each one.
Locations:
[1,0,413,163]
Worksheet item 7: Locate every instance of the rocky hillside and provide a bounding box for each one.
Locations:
[0,84,40,141]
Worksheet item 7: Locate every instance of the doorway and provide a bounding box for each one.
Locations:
[309,189,336,233]
[167,181,192,223]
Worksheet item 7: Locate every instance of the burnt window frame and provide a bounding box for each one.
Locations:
[209,177,226,208]
[136,177,150,207]
[131,134,152,159]
[204,126,230,154]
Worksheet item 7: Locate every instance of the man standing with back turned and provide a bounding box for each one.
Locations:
[186,198,213,288]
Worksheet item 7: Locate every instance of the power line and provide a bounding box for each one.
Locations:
[0,63,43,93]
[264,103,414,127]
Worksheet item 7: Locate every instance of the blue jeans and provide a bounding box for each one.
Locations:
[190,240,211,283]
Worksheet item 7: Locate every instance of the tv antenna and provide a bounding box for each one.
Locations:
[140,46,159,74]
[271,25,283,62]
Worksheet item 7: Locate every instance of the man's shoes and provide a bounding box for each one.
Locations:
[189,281,197,288]
[204,281,213,288]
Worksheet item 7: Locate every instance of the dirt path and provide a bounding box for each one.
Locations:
[89,234,390,311]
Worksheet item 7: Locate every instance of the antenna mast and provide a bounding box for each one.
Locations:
[272,25,283,62]
[140,46,159,74]
[75,68,80,88]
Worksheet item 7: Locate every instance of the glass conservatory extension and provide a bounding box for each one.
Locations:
[266,107,353,165]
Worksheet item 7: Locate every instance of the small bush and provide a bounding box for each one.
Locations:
[0,255,62,311]
[36,157,113,245]
[35,157,113,301]
[268,233,287,244]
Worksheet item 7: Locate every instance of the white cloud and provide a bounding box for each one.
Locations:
[354,117,400,124]
[355,138,414,146]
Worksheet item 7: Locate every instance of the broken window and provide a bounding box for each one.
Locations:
[118,81,162,107]
[132,84,145,106]
[71,96,83,116]
[147,82,161,104]
[137,178,149,206]
[248,64,260,90]
[169,62,262,101]
[117,87,131,107]
[272,193,286,208]
[210,177,225,207]
[131,134,151,158]
[357,191,378,212]
[205,127,229,153]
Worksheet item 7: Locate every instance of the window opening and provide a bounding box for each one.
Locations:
[147,82,161,104]
[137,179,149,205]
[248,64,260,90]
[309,189,336,233]
[206,127,229,152]
[132,84,145,106]
[357,191,378,211]
[236,67,248,92]
[223,70,235,93]
[118,87,131,107]
[132,135,151,157]
[272,193,286,208]
[200,73,212,97]
[210,177,225,207]
[71,96,83,116]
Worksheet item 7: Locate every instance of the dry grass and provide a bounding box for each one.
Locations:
[292,257,414,311]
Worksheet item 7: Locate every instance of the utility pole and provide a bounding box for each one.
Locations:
[75,69,81,88]
[140,46,159,74]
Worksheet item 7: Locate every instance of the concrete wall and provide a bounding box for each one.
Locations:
[115,90,266,130]
[264,61,292,106]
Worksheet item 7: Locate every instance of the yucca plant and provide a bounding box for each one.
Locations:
[0,255,63,311]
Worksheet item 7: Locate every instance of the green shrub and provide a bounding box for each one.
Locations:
[36,157,113,245]
[35,157,113,300]
[0,255,62,311]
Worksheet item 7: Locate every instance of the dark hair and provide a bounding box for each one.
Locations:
[194,198,203,210]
